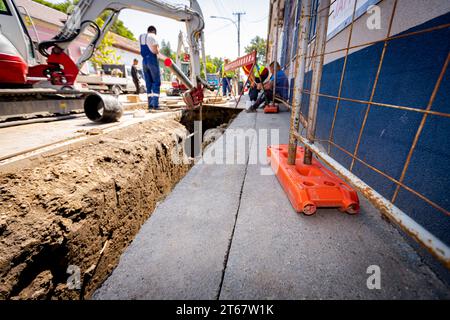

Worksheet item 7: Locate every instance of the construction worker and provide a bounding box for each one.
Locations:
[140,26,161,110]
[220,58,235,97]
[243,62,269,102]
[131,58,141,95]
[246,61,289,113]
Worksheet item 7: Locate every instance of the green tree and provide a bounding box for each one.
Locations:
[90,32,122,69]
[206,62,216,73]
[160,40,176,60]
[210,56,223,73]
[200,56,220,78]
[33,0,74,12]
[110,19,136,41]
[159,40,177,81]
[244,36,267,65]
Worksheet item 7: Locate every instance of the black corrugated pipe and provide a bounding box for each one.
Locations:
[84,92,123,123]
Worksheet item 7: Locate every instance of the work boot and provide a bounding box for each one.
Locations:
[150,96,159,109]
[147,97,153,111]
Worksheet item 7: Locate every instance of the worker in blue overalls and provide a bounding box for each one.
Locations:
[140,26,161,110]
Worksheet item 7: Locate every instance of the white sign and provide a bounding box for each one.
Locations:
[327,0,380,38]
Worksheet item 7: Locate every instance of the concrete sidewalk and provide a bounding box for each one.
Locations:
[94,110,449,300]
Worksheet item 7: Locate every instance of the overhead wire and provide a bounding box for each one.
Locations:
[209,22,234,34]
[212,0,223,14]
[247,15,269,23]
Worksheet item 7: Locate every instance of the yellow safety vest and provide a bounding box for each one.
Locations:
[243,64,267,78]
[222,65,235,78]
[254,65,267,78]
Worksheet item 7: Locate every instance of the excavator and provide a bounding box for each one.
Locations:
[0,0,208,122]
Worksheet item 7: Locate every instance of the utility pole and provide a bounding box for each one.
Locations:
[233,12,246,92]
[211,12,246,92]
[232,12,246,57]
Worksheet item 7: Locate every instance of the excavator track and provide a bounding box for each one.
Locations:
[0,88,93,122]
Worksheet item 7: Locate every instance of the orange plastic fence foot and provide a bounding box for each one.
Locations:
[264,103,279,114]
[267,145,360,215]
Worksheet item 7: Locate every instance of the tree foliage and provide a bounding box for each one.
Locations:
[160,40,176,60]
[90,32,122,69]
[33,0,74,13]
[199,56,224,79]
[150,39,225,80]
[159,40,176,81]
[110,19,136,41]
[244,36,267,64]
[209,56,223,73]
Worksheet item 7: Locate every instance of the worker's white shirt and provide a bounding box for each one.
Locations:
[140,33,159,54]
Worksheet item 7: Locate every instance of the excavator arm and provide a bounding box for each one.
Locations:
[37,0,205,86]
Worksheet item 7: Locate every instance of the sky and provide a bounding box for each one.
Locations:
[46,0,270,60]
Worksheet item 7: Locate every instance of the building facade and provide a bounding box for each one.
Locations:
[267,0,450,247]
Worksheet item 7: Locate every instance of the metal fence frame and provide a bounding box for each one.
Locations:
[273,0,450,267]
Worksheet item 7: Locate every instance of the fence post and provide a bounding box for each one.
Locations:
[288,0,312,165]
[304,0,331,165]
[272,0,280,103]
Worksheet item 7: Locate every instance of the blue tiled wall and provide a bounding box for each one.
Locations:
[310,12,450,244]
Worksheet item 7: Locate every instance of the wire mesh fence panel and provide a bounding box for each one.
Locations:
[268,0,450,261]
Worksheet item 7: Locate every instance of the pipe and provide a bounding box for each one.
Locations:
[196,76,216,92]
[295,132,450,268]
[163,58,194,90]
[84,92,123,123]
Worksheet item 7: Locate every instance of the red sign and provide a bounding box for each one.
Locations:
[224,51,257,72]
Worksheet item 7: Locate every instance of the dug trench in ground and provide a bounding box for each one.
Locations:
[0,107,240,300]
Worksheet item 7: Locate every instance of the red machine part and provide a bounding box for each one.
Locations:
[164,58,173,67]
[28,51,79,86]
[183,84,204,109]
[171,79,188,91]
[267,145,360,215]
[164,57,203,109]
[0,52,28,84]
[165,58,189,92]
[264,103,279,114]
[0,33,28,84]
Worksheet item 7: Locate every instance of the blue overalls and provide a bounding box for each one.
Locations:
[140,33,161,109]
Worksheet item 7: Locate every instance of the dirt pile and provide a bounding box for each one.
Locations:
[0,117,192,299]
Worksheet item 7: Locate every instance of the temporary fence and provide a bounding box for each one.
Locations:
[269,0,450,267]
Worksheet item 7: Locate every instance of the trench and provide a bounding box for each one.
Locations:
[181,106,240,157]
[0,107,241,300]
